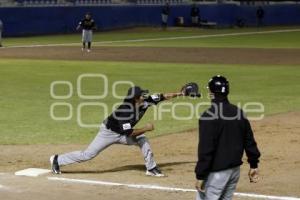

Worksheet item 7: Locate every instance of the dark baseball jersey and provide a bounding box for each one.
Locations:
[78,18,96,30]
[105,94,165,135]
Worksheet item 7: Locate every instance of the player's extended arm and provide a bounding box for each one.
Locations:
[130,123,154,137]
[163,92,184,100]
[76,22,82,30]
[161,82,201,101]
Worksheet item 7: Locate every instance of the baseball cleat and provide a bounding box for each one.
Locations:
[50,155,61,174]
[81,48,84,51]
[146,167,165,177]
[87,49,91,53]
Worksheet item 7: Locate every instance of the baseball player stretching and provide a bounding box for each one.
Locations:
[77,12,96,52]
[51,86,184,177]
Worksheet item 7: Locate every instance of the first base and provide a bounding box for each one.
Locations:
[15,168,51,177]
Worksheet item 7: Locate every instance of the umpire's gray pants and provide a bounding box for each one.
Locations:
[196,166,240,200]
[57,124,157,170]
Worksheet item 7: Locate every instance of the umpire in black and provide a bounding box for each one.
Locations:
[195,75,261,200]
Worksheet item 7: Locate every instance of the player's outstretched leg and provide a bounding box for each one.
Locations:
[50,124,118,174]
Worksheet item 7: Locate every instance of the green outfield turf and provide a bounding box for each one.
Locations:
[0,59,299,144]
[3,26,300,49]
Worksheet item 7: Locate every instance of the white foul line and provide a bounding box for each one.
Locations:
[0,184,9,190]
[3,29,300,49]
[48,177,300,200]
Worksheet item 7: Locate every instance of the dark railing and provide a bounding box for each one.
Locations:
[0,0,297,7]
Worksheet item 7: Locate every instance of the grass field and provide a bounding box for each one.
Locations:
[0,60,299,144]
[0,27,300,145]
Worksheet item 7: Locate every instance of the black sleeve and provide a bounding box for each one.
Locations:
[195,114,218,180]
[244,118,261,168]
[145,93,165,105]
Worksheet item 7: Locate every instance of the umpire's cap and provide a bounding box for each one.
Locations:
[208,75,229,96]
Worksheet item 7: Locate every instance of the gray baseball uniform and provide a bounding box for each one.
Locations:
[57,90,165,171]
[78,18,95,43]
[82,29,92,43]
[58,124,156,170]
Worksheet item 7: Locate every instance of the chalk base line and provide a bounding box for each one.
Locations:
[47,176,300,200]
[12,168,300,200]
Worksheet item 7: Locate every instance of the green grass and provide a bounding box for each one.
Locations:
[104,31,300,48]
[3,26,300,49]
[0,59,299,144]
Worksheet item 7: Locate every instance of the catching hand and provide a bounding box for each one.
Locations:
[181,82,201,97]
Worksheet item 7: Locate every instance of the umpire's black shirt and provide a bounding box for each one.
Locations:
[104,94,165,135]
[195,98,261,180]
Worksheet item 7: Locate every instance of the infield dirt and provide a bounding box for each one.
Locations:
[0,112,299,200]
[1,46,300,65]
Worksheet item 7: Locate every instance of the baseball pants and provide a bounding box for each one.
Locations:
[192,16,199,24]
[161,14,168,24]
[82,29,92,43]
[196,166,240,200]
[57,124,157,170]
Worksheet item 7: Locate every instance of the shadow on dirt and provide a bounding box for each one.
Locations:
[62,161,195,174]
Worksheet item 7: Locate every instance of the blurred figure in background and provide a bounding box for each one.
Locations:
[0,19,3,47]
[77,12,97,52]
[161,3,170,30]
[191,4,200,27]
[256,6,265,27]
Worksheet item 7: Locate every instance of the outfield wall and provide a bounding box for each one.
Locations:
[0,4,300,36]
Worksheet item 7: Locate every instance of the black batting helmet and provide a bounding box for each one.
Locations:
[208,75,229,96]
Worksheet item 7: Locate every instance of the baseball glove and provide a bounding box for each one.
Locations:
[182,82,201,97]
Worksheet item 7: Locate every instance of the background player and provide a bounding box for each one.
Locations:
[195,75,261,200]
[76,12,96,52]
[0,19,3,47]
[51,86,185,177]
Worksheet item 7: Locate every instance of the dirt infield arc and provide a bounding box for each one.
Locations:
[0,112,300,200]
[1,46,300,65]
